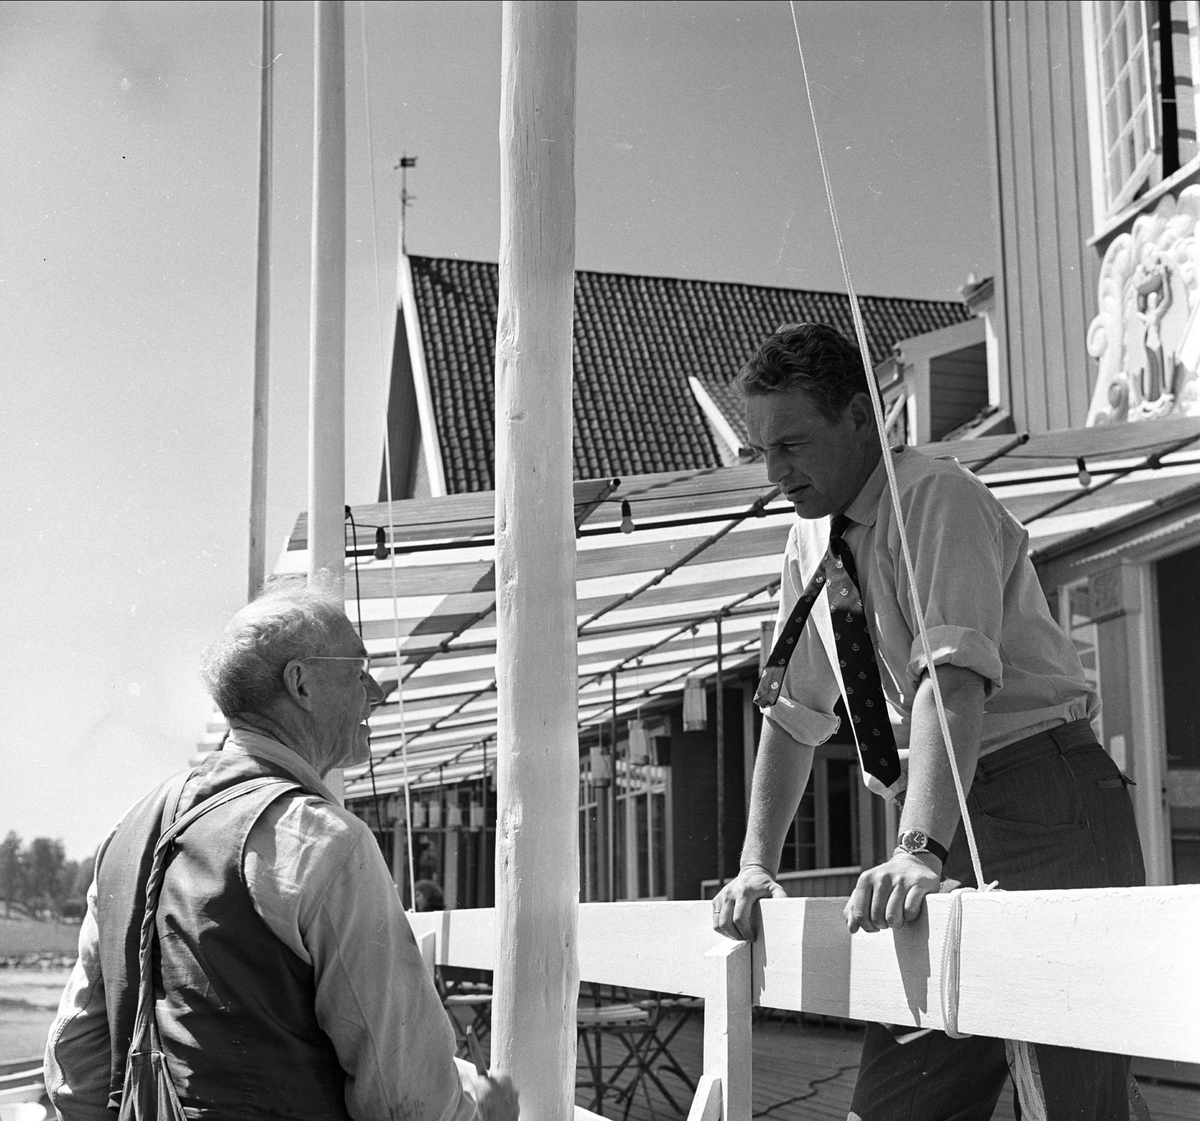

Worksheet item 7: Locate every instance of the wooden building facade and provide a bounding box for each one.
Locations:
[987,0,1200,887]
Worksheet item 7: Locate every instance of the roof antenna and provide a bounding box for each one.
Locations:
[395,153,417,253]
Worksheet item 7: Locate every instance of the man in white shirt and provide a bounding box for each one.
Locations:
[46,577,519,1121]
[712,323,1145,1121]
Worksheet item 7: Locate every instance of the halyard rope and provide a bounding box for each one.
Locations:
[787,1,1002,1042]
[360,0,416,906]
[786,3,989,893]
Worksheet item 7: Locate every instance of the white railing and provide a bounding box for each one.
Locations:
[700,866,861,900]
[411,886,1200,1121]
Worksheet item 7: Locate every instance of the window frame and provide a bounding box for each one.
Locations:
[1082,1,1200,239]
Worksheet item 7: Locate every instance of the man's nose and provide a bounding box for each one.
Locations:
[366,674,386,707]
[764,449,788,484]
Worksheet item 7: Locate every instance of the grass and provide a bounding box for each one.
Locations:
[0,915,80,959]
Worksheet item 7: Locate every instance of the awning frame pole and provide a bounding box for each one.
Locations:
[716,614,725,885]
[610,670,618,901]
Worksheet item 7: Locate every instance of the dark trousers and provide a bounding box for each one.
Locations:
[849,720,1146,1121]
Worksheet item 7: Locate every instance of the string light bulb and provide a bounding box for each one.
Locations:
[1076,457,1091,487]
[374,526,389,560]
[620,499,635,534]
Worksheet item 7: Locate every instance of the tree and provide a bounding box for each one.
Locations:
[0,831,21,917]
[26,837,66,917]
[57,854,95,920]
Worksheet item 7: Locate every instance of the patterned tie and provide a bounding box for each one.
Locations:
[755,513,903,798]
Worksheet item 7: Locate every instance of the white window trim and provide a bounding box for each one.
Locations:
[1080,0,1110,233]
[1081,0,1160,231]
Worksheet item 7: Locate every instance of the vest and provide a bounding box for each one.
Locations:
[96,750,353,1121]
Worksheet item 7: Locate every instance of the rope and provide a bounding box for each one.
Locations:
[359,0,416,907]
[787,2,989,892]
[939,887,969,1038]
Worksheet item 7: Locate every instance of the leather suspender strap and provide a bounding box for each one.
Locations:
[130,776,301,1051]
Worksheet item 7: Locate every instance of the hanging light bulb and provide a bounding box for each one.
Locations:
[588,746,613,786]
[620,499,635,534]
[1076,457,1091,487]
[683,676,708,731]
[628,718,651,763]
[374,526,389,560]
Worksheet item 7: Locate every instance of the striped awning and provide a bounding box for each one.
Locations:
[273,415,1200,798]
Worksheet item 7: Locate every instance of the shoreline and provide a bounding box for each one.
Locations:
[0,953,77,971]
[0,964,73,1065]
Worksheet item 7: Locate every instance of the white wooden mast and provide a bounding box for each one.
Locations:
[491,2,579,1117]
[307,0,346,593]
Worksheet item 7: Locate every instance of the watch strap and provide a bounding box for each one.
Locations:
[896,829,949,864]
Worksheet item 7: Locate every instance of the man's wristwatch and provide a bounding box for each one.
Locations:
[895,828,948,864]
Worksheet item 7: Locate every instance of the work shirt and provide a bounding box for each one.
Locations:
[763,446,1097,762]
[45,729,477,1121]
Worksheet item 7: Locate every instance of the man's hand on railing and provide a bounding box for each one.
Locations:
[844,850,942,933]
[711,863,788,941]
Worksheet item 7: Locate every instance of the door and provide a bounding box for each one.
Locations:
[1156,544,1200,883]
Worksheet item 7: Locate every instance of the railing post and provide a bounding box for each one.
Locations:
[695,938,752,1121]
[416,929,436,982]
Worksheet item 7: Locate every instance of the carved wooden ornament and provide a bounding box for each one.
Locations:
[1087,186,1200,425]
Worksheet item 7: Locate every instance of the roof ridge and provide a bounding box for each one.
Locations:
[407,254,967,309]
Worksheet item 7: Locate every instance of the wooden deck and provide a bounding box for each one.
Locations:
[562,1009,1200,1121]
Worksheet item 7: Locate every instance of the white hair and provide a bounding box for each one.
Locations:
[199,573,347,719]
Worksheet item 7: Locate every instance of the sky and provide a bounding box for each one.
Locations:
[0,0,994,860]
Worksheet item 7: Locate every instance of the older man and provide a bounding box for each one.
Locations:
[712,324,1145,1120]
[46,577,518,1121]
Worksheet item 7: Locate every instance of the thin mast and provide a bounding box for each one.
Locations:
[248,0,274,602]
[491,2,579,1116]
[308,0,346,801]
[307,0,346,591]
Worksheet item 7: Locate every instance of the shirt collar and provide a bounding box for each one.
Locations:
[225,727,338,803]
[842,446,905,531]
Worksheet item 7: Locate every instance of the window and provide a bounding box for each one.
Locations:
[1048,581,1105,747]
[618,758,668,899]
[1084,2,1200,225]
[579,756,607,902]
[579,745,668,900]
[1095,1,1157,211]
[778,754,861,873]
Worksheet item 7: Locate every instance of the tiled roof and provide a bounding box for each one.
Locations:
[408,256,973,494]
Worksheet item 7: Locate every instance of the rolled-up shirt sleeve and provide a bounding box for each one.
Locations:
[892,471,1006,694]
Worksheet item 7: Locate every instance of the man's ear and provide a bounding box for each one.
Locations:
[281,660,315,710]
[847,391,876,437]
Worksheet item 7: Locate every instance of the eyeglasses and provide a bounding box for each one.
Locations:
[302,656,372,675]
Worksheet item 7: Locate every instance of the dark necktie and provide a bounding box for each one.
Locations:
[755,513,903,798]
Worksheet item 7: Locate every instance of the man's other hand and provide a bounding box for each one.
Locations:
[474,1072,519,1121]
[844,851,941,933]
[712,864,788,942]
